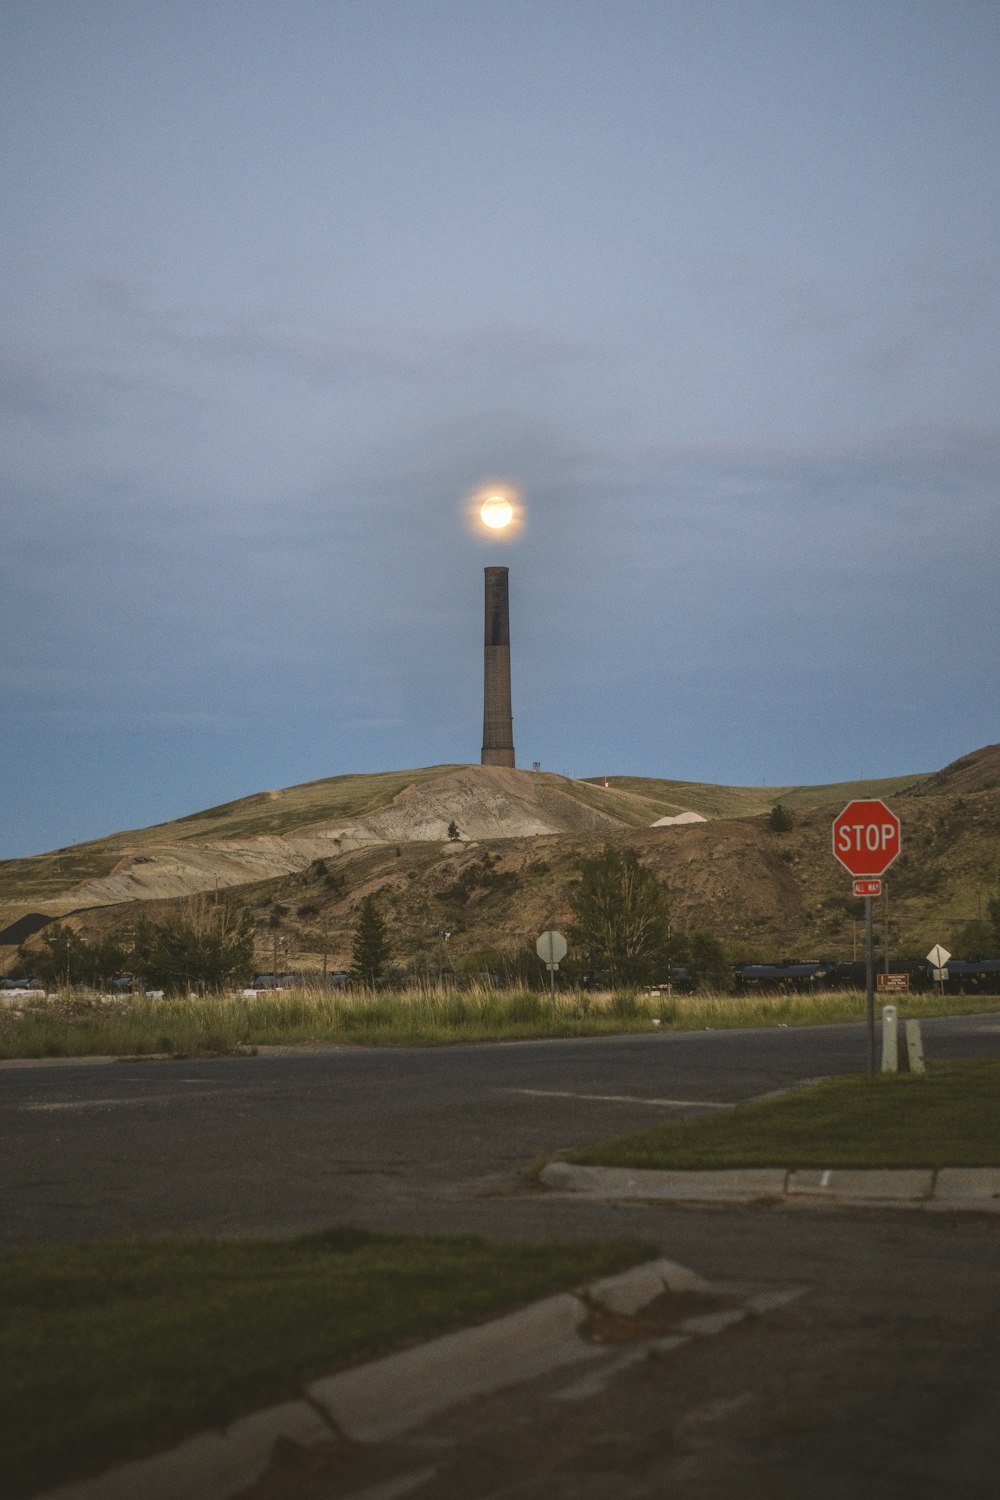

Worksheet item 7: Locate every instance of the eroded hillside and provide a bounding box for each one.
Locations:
[4,749,1000,975]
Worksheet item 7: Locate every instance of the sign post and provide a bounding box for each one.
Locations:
[926,944,951,994]
[832,800,902,1078]
[536,930,568,1019]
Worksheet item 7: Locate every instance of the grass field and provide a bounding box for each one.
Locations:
[568,1060,1000,1170]
[0,1228,652,1498]
[2,985,998,1060]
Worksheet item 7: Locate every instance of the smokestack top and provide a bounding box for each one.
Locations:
[481,567,514,768]
[483,566,510,648]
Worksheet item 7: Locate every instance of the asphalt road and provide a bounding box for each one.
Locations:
[2,1012,1000,1248]
[5,1014,1000,1498]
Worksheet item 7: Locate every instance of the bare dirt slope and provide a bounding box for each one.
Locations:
[1,767,662,915]
[4,749,999,970]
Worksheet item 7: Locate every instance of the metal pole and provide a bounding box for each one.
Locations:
[883,881,890,975]
[865,895,875,1079]
[550,962,555,1020]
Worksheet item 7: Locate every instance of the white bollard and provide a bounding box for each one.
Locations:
[881,1005,899,1073]
[905,1019,926,1075]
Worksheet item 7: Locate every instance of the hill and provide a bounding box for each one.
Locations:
[3,748,1000,977]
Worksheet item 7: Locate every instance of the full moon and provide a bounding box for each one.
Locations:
[480,495,514,529]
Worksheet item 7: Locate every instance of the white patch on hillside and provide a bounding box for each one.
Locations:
[47,766,629,908]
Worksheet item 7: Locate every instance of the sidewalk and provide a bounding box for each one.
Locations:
[30,1170,1000,1500]
[540,1160,1000,1211]
[36,1256,770,1500]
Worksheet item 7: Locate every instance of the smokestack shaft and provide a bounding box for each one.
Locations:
[481,566,515,767]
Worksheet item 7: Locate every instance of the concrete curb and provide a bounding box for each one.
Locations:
[307,1292,599,1444]
[36,1400,333,1500]
[540,1162,1000,1211]
[33,1259,691,1500]
[541,1161,788,1203]
[786,1168,934,1202]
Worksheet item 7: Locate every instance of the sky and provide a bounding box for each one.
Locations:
[3,0,999,859]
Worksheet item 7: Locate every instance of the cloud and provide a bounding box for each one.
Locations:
[0,347,91,429]
[91,279,595,386]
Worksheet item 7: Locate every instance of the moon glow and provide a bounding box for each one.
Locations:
[480,494,514,529]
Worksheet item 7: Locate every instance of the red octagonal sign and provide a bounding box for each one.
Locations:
[832,799,902,878]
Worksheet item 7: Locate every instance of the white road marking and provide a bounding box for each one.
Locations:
[21,1097,167,1111]
[18,1085,236,1112]
[506,1088,733,1109]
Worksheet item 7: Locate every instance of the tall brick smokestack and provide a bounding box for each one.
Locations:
[481,566,515,768]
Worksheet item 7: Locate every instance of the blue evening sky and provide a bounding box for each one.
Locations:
[2,0,999,857]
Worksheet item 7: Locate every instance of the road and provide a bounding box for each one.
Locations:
[4,1013,1000,1497]
[3,1011,999,1248]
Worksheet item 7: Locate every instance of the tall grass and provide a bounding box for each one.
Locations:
[3,982,996,1060]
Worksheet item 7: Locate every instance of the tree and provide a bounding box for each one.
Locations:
[769,804,794,833]
[23,924,126,988]
[683,929,732,993]
[447,820,460,841]
[350,895,391,986]
[132,900,255,993]
[988,892,1000,952]
[955,918,994,958]
[568,846,672,985]
[22,924,79,986]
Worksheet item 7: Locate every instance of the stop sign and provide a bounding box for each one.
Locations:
[832,799,902,878]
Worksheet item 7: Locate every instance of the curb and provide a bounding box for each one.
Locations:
[540,1161,1000,1211]
[541,1162,787,1203]
[33,1258,696,1500]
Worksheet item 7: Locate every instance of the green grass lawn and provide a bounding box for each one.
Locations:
[0,1227,652,1499]
[568,1060,1000,1171]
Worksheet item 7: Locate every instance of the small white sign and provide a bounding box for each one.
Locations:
[926,944,951,968]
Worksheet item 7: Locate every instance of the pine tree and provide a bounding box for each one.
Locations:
[350,895,391,986]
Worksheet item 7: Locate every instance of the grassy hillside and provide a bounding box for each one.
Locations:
[4,750,999,975]
[22,783,998,980]
[773,772,929,811]
[0,766,466,907]
[156,764,468,841]
[583,770,932,819]
[583,776,788,819]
